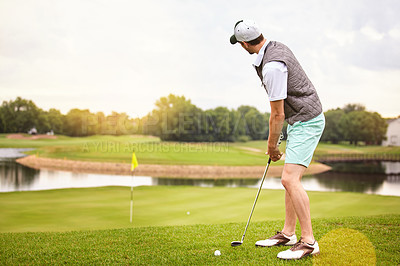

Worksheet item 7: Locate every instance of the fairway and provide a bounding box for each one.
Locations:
[1,186,399,233]
[2,134,400,166]
[0,134,285,166]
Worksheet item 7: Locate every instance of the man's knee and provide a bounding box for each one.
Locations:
[281,164,306,189]
[281,174,293,189]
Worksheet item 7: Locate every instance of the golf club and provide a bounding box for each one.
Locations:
[231,133,283,247]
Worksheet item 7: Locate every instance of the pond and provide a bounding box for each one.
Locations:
[1,159,399,196]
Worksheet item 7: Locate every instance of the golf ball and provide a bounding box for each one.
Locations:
[187,211,190,215]
[214,250,221,256]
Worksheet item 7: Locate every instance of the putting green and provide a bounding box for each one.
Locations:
[0,186,399,232]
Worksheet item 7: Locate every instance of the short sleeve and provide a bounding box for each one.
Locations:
[262,61,288,101]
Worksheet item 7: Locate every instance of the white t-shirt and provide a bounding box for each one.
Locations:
[253,41,288,102]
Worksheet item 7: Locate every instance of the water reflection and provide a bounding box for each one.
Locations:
[304,171,386,193]
[304,161,400,195]
[0,159,261,192]
[326,161,386,174]
[0,159,399,196]
[0,159,39,190]
[382,161,400,174]
[322,161,400,175]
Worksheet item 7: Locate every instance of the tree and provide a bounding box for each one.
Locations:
[245,108,267,140]
[147,94,202,141]
[102,112,137,135]
[46,108,64,134]
[339,110,387,145]
[343,103,366,113]
[0,105,5,133]
[236,105,268,140]
[367,112,387,145]
[36,109,51,133]
[143,95,272,142]
[205,107,233,141]
[0,97,41,133]
[340,111,366,145]
[64,109,97,136]
[321,108,345,143]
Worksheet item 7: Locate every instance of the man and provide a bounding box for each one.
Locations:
[230,20,325,260]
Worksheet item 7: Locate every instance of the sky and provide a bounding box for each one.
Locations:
[1,0,399,118]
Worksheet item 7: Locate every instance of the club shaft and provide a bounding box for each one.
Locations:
[240,157,272,243]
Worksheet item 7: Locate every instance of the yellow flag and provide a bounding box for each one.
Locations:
[131,152,139,171]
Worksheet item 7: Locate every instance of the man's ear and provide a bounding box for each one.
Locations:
[240,42,248,49]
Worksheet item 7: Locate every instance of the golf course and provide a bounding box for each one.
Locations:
[3,0,400,263]
[1,134,400,265]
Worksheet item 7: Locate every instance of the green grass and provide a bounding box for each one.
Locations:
[2,134,400,166]
[1,187,399,264]
[0,134,280,166]
[1,186,399,233]
[0,214,398,265]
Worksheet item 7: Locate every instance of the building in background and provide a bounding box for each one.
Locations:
[27,127,37,135]
[383,118,400,146]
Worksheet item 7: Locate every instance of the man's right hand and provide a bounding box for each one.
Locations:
[266,144,283,162]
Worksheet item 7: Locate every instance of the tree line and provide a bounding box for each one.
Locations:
[321,104,388,145]
[0,96,389,145]
[141,94,269,142]
[0,97,139,137]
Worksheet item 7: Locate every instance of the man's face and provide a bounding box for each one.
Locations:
[240,42,255,54]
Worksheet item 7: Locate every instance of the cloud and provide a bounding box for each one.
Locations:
[315,0,400,71]
[0,0,399,118]
[325,29,356,47]
[360,26,385,41]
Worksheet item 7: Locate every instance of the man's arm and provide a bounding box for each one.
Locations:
[268,99,285,161]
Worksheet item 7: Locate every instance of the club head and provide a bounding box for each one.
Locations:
[231,241,243,247]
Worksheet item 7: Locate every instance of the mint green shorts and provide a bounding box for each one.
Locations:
[285,113,325,167]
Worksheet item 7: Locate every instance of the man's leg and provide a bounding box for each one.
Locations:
[276,114,324,259]
[255,176,298,247]
[254,163,309,248]
[281,163,314,244]
[281,190,297,236]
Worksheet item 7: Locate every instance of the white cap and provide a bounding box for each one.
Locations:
[230,19,261,44]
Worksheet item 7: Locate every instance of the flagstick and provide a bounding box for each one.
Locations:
[130,169,135,223]
[130,151,139,224]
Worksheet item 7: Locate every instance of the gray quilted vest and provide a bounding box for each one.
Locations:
[255,41,322,125]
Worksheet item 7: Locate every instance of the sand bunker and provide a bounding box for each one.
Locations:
[16,155,331,179]
[7,134,57,140]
